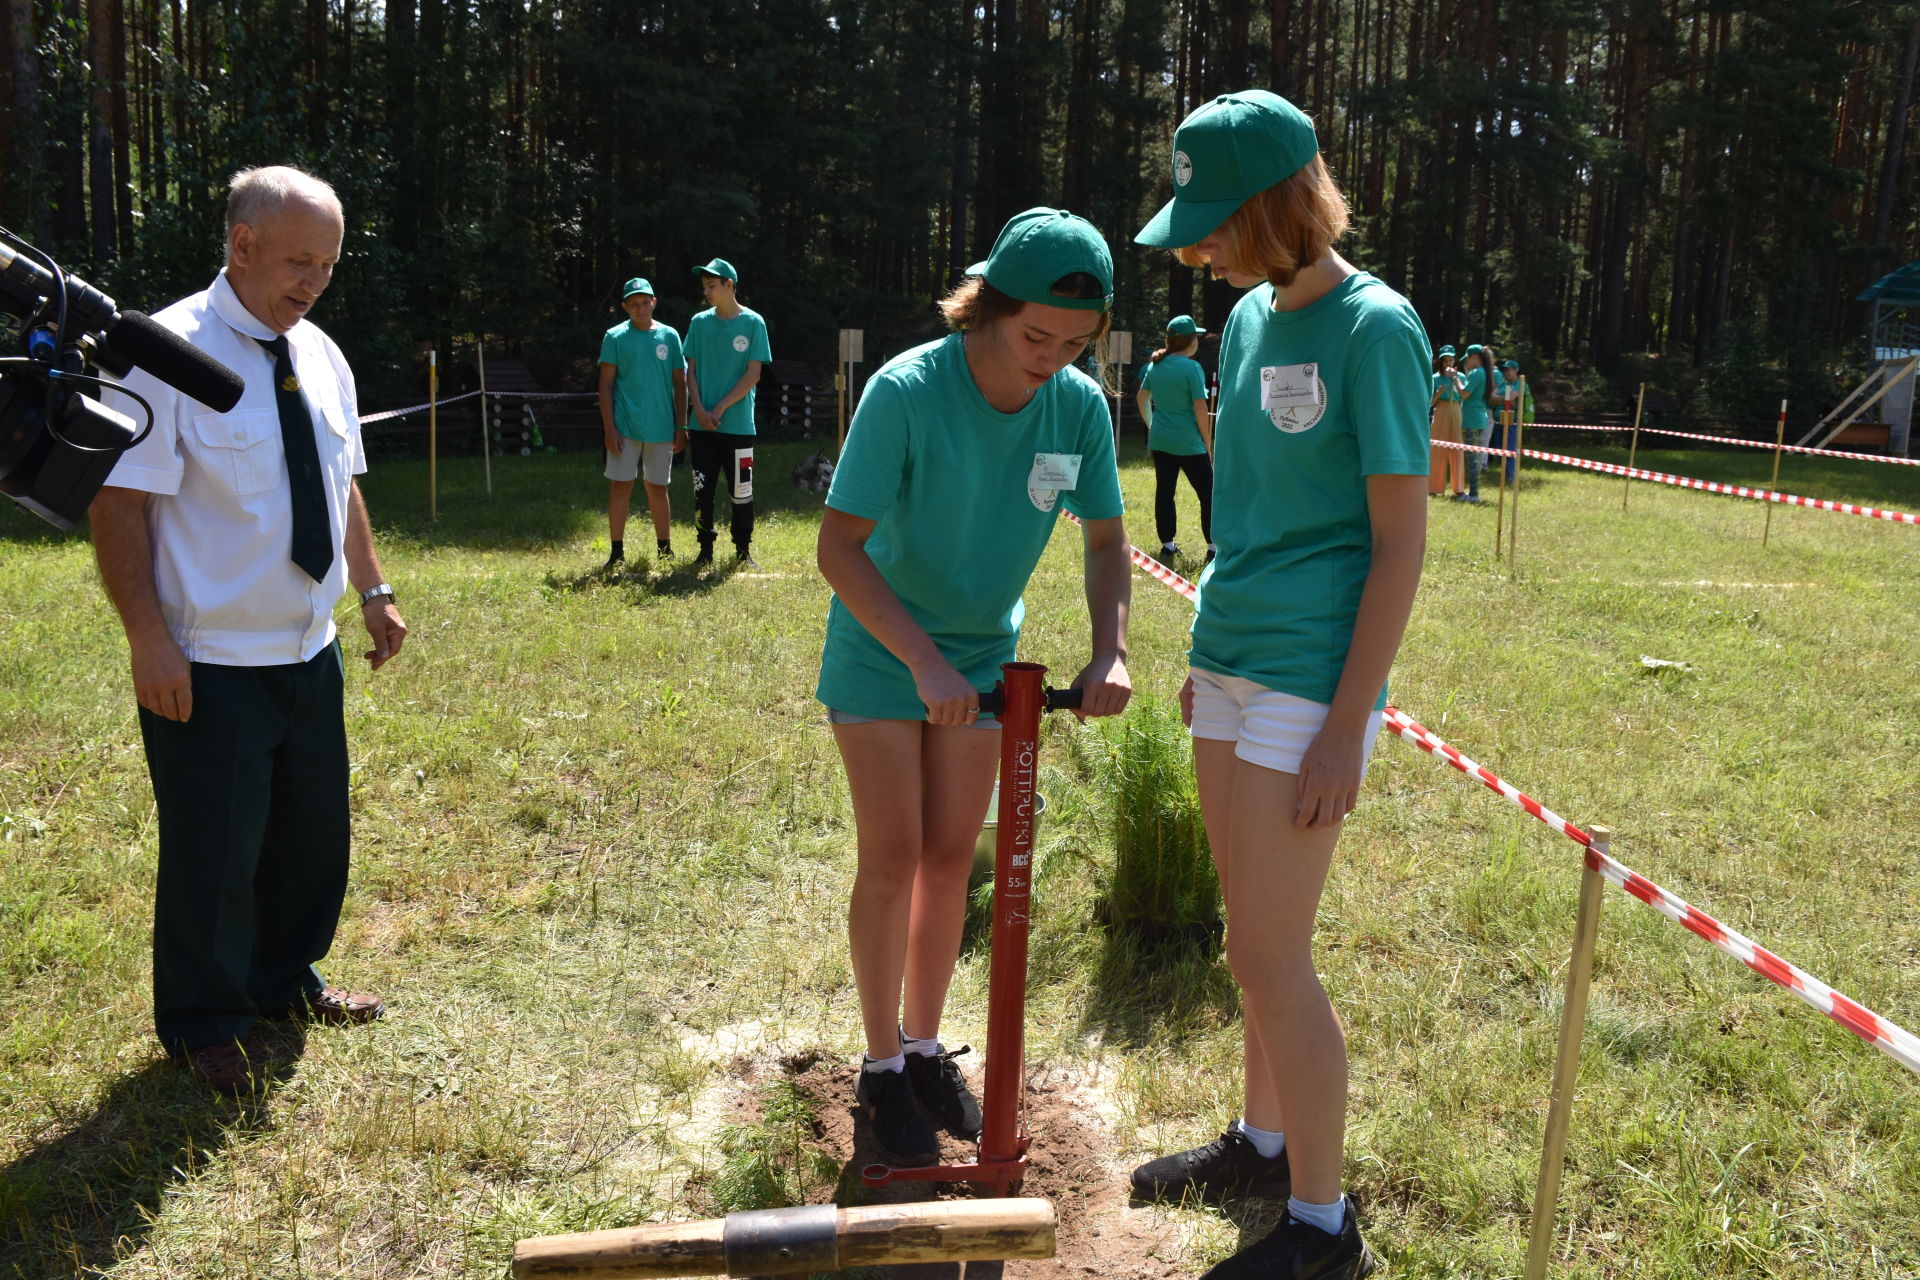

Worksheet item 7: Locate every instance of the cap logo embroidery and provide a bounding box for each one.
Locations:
[1173,150,1193,187]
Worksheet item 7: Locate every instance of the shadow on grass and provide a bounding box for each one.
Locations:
[0,507,89,548]
[541,554,744,602]
[1075,917,1236,1052]
[0,1026,306,1278]
[358,441,839,551]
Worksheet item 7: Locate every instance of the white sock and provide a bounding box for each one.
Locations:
[862,1052,906,1074]
[900,1028,942,1058]
[1236,1117,1286,1159]
[1287,1194,1345,1236]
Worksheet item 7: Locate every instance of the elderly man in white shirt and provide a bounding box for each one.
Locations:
[90,165,406,1093]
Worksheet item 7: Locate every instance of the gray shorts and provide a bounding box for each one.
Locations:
[826,707,1000,730]
[606,438,674,485]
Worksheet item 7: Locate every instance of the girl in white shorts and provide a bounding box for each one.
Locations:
[1130,91,1430,1280]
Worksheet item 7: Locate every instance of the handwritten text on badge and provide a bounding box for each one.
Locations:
[1029,452,1081,490]
[1261,363,1320,411]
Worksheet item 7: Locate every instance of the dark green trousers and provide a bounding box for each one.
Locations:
[139,641,350,1054]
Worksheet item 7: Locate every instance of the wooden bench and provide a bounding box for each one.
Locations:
[1828,421,1892,451]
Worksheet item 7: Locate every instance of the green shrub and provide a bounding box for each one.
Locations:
[1093,697,1220,947]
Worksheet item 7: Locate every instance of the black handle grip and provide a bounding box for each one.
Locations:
[975,686,1083,715]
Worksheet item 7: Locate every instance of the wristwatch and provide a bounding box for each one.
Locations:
[359,583,397,606]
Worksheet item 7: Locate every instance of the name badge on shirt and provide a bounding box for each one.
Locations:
[1029,452,1081,489]
[1261,363,1320,410]
[1027,451,1080,513]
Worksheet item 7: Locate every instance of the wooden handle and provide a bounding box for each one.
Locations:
[512,1197,1055,1279]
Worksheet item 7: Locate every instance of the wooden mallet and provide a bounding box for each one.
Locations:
[513,1197,1056,1278]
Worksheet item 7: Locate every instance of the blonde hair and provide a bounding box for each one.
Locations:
[1176,153,1350,287]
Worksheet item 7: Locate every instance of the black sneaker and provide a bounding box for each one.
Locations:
[855,1066,938,1166]
[602,551,624,571]
[691,547,714,569]
[1130,1127,1291,1203]
[656,542,674,559]
[1199,1197,1376,1279]
[735,550,760,571]
[904,1044,982,1139]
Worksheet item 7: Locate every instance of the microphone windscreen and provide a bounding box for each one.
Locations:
[104,311,247,412]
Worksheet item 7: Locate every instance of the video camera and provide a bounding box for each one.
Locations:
[1,227,244,529]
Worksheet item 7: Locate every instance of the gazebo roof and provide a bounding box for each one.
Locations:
[1858,260,1920,305]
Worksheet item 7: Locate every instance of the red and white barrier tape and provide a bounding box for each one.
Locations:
[1100,513,1920,1077]
[357,389,482,424]
[1522,446,1920,526]
[1379,708,1590,845]
[1383,710,1920,1077]
[1429,438,1920,526]
[357,388,594,426]
[1528,421,1920,467]
[1581,843,1920,1075]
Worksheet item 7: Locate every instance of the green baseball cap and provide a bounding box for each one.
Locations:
[966,207,1113,312]
[1167,315,1207,336]
[692,258,738,282]
[1500,358,1519,370]
[1136,90,1320,248]
[1465,343,1485,357]
[621,277,655,299]
[1437,345,1456,358]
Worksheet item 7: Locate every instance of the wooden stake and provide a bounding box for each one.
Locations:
[1494,404,1508,557]
[1622,382,1646,511]
[1524,825,1610,1280]
[427,349,438,523]
[1763,398,1788,547]
[478,341,493,496]
[1507,388,1526,574]
[512,1197,1056,1279]
[835,329,848,457]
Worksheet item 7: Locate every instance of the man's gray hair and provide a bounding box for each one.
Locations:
[224,166,342,259]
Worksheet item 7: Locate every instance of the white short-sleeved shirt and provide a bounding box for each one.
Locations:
[101,272,367,666]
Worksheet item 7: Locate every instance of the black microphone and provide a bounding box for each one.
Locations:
[99,312,246,412]
[0,239,246,411]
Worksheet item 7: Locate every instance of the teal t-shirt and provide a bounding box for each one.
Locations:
[816,333,1126,720]
[1460,366,1491,433]
[685,305,772,435]
[1190,273,1431,709]
[1431,370,1465,403]
[597,321,685,442]
[1140,354,1209,455]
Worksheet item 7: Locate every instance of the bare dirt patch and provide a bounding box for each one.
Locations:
[746,1054,1190,1279]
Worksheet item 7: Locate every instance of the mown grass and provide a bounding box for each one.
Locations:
[2,433,1916,1278]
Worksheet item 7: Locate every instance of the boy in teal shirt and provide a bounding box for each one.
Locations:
[598,277,688,567]
[684,258,772,568]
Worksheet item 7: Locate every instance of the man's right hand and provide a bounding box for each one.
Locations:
[604,430,622,455]
[132,635,193,721]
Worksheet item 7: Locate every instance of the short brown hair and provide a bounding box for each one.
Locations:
[1176,153,1349,288]
[936,274,1114,390]
[937,274,1113,342]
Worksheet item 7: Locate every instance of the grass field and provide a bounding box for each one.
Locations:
[3,430,1917,1279]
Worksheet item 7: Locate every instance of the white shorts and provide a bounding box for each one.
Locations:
[1187,667,1385,776]
[606,438,674,485]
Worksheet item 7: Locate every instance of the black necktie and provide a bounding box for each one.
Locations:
[258,335,333,582]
